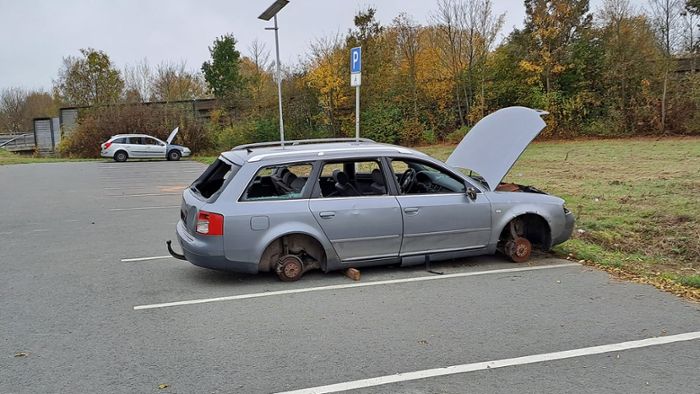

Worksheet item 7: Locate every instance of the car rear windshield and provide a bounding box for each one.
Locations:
[191,159,240,199]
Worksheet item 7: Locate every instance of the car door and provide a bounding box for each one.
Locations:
[126,136,147,158]
[389,158,491,256]
[144,137,166,158]
[308,159,403,263]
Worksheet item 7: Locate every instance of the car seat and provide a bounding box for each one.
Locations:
[333,171,360,197]
[370,168,386,194]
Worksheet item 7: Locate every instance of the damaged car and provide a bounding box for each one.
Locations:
[100,127,191,162]
[167,106,575,281]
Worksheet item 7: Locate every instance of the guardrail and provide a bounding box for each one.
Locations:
[0,133,35,152]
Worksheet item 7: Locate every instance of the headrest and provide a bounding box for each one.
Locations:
[334,171,349,185]
[371,168,384,185]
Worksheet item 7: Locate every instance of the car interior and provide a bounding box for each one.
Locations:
[240,158,469,201]
[243,164,312,200]
[389,159,466,194]
[317,161,387,197]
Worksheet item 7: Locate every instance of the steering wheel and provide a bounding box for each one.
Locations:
[400,168,417,193]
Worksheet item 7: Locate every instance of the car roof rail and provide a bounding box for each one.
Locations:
[231,138,375,152]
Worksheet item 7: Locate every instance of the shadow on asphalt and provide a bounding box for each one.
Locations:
[174,251,563,288]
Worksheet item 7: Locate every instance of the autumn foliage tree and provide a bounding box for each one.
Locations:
[53,48,124,106]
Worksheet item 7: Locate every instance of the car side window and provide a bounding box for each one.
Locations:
[317,159,388,198]
[242,163,312,201]
[128,137,144,145]
[113,137,127,144]
[145,138,160,145]
[390,159,466,195]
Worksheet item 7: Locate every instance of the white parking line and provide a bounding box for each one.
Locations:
[121,255,173,262]
[103,185,184,190]
[107,193,181,197]
[276,331,700,394]
[133,263,579,310]
[109,205,180,212]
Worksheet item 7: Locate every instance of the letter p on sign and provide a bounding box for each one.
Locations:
[351,47,361,74]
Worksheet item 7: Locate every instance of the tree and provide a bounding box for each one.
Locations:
[520,0,592,93]
[0,88,56,133]
[123,59,153,103]
[465,0,505,119]
[648,0,685,131]
[600,0,664,133]
[430,0,504,125]
[681,1,699,71]
[431,0,469,126]
[244,39,275,111]
[0,88,26,133]
[306,35,350,135]
[152,61,207,102]
[201,34,244,104]
[393,13,422,118]
[53,48,124,106]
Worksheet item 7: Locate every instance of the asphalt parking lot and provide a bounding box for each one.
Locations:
[1,160,699,394]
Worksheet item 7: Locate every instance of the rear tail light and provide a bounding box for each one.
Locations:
[103,142,112,149]
[196,210,224,236]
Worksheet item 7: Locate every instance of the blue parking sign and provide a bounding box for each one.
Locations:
[351,47,361,74]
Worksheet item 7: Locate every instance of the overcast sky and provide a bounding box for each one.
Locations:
[0,0,604,92]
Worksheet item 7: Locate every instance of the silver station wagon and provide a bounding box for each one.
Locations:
[168,107,574,281]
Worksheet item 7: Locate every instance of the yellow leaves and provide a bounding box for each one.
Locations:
[305,48,350,112]
[552,64,566,74]
[157,384,169,389]
[519,60,542,74]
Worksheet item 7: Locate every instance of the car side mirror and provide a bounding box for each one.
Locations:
[466,187,477,201]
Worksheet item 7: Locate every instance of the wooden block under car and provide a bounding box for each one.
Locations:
[344,268,361,281]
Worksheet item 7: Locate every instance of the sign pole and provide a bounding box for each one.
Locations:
[355,85,360,142]
[273,15,285,147]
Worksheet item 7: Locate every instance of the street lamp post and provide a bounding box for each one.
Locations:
[258,0,289,147]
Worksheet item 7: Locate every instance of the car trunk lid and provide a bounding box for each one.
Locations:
[446,106,548,190]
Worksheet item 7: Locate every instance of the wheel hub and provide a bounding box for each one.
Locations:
[506,237,532,263]
[275,255,304,282]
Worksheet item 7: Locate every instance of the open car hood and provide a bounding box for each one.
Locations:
[446,107,548,190]
[166,127,179,145]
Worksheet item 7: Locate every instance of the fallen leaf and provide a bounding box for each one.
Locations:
[14,352,28,358]
[158,384,169,389]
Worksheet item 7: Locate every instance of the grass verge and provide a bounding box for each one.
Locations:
[0,149,97,165]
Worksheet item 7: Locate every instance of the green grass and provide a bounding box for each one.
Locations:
[676,275,700,288]
[193,155,218,165]
[420,137,700,290]
[0,149,97,165]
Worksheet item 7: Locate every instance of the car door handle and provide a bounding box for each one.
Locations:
[319,211,335,219]
[403,207,419,214]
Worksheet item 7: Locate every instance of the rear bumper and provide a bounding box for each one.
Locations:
[175,220,257,273]
[552,211,575,246]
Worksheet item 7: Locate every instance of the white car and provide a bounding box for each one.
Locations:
[100,128,191,162]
